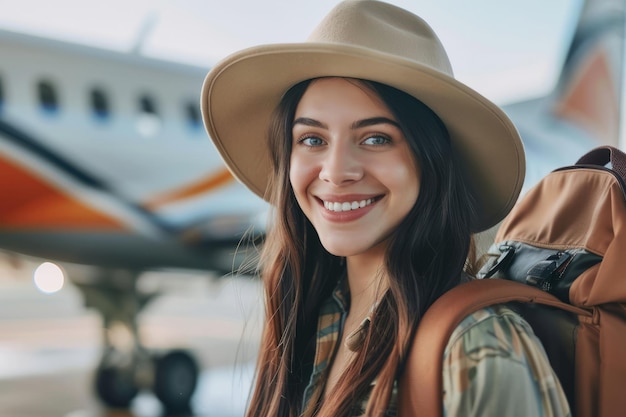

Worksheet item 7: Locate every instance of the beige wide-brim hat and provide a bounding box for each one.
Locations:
[201,0,525,233]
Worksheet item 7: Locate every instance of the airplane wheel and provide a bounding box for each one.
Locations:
[94,365,139,409]
[153,350,199,414]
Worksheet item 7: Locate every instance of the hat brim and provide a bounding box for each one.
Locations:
[201,43,525,232]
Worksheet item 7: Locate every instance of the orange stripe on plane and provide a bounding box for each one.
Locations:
[0,157,127,230]
[142,168,234,210]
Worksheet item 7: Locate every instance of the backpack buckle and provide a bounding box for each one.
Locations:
[526,251,572,291]
[478,244,515,278]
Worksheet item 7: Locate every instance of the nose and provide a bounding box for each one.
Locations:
[319,142,363,185]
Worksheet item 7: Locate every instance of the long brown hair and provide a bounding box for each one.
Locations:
[245,78,477,417]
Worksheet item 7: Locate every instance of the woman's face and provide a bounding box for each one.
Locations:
[289,78,420,258]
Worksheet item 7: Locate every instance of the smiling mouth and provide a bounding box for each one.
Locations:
[322,197,381,212]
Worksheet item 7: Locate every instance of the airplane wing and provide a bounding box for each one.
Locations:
[0,116,263,272]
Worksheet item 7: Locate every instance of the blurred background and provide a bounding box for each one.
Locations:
[0,0,623,416]
[1,0,580,104]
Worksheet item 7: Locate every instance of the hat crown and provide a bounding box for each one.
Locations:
[307,0,453,76]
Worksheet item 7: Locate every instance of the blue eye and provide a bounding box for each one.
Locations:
[362,135,390,145]
[300,136,325,147]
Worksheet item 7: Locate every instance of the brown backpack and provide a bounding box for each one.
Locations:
[399,146,626,417]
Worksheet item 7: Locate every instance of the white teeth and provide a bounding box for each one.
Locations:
[324,198,374,212]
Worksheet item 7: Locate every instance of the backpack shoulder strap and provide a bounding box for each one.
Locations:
[575,145,626,181]
[397,279,588,417]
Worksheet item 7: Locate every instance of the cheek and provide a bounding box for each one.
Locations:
[379,157,419,187]
[383,156,421,206]
[289,155,314,203]
[288,155,301,194]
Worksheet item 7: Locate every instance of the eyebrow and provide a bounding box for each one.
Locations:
[293,117,326,128]
[292,116,401,130]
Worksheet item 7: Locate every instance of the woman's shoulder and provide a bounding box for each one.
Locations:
[445,303,532,356]
[442,304,571,417]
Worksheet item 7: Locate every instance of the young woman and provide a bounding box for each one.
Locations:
[201,1,570,416]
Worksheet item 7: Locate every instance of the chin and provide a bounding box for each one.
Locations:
[321,242,372,258]
[320,235,389,260]
[320,243,353,257]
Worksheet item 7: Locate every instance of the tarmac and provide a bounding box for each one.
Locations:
[0,257,263,417]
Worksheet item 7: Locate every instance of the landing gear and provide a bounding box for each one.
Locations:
[95,358,140,408]
[154,350,199,414]
[73,268,201,413]
[93,348,199,413]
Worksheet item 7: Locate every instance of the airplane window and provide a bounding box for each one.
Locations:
[37,80,59,114]
[185,102,201,129]
[136,94,161,137]
[140,95,158,115]
[90,88,110,120]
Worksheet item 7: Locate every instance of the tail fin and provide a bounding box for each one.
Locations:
[501,0,625,191]
[552,0,625,147]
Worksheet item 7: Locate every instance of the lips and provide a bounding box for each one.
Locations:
[317,194,382,221]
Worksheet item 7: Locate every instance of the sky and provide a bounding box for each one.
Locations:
[0,0,581,104]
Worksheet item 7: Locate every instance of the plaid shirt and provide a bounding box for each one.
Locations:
[301,281,572,417]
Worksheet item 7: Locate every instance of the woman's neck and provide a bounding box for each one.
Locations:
[345,246,388,314]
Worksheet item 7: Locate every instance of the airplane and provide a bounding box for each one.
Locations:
[0,24,269,414]
[0,0,623,414]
